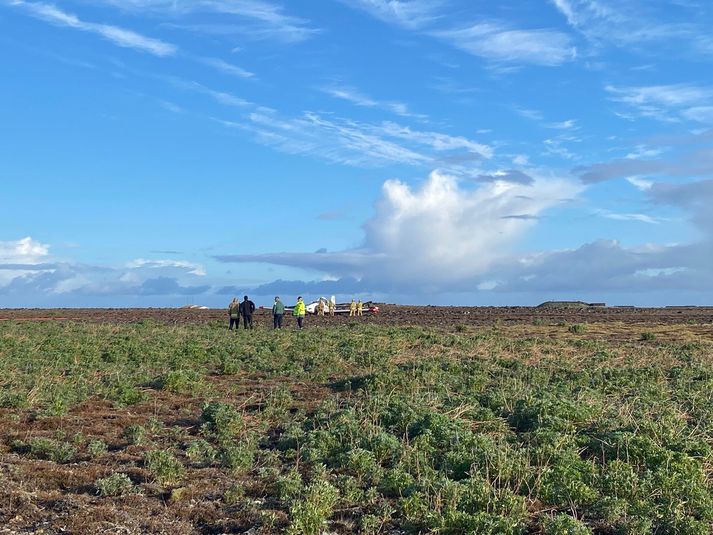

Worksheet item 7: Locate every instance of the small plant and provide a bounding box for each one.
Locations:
[641,332,656,341]
[569,323,587,334]
[123,424,147,446]
[543,514,593,534]
[276,468,304,503]
[186,439,216,466]
[23,438,76,464]
[159,369,204,395]
[147,417,165,435]
[96,473,135,497]
[144,450,185,486]
[288,480,339,535]
[220,441,256,474]
[88,439,108,457]
[201,402,244,441]
[223,483,245,506]
[109,383,146,407]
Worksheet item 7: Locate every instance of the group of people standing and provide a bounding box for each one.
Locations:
[227,295,307,331]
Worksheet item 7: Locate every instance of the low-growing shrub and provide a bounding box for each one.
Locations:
[543,514,593,534]
[288,480,339,535]
[87,439,108,457]
[185,439,216,467]
[96,473,135,497]
[159,369,204,395]
[201,402,244,442]
[144,450,185,486]
[223,483,245,506]
[123,424,147,446]
[569,323,587,334]
[17,438,76,464]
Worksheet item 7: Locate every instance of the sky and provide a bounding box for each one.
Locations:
[2,0,713,308]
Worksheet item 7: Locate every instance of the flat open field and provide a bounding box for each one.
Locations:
[1,308,713,534]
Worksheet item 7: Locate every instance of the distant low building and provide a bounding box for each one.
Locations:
[537,301,606,309]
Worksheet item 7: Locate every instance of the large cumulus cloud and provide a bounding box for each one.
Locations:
[216,170,582,292]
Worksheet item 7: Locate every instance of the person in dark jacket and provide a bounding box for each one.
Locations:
[239,295,255,329]
[272,296,285,329]
[228,298,240,331]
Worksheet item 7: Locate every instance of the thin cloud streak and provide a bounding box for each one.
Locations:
[9,0,177,56]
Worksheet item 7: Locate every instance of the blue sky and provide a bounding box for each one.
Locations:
[2,0,713,307]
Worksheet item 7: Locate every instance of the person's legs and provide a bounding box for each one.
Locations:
[248,315,253,329]
[297,316,303,329]
[277,314,283,329]
[273,315,278,329]
[229,318,238,330]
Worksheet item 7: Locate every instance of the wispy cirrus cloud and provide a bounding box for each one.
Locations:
[92,0,319,43]
[126,258,207,276]
[8,0,177,56]
[216,110,493,168]
[321,86,426,120]
[432,23,576,66]
[196,56,255,79]
[596,210,661,225]
[606,83,713,123]
[551,0,713,57]
[167,77,252,107]
[343,0,446,30]
[343,1,576,66]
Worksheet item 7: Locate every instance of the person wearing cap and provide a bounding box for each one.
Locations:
[239,295,256,329]
[293,296,306,329]
[272,296,285,329]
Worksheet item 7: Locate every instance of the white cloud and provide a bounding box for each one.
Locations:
[550,0,711,55]
[0,240,210,299]
[127,258,207,276]
[374,121,493,158]
[598,211,660,224]
[344,0,445,29]
[216,170,582,289]
[626,176,653,190]
[10,0,177,56]
[198,57,255,79]
[516,108,545,121]
[217,111,493,168]
[321,86,426,119]
[169,77,252,107]
[433,23,576,66]
[546,119,577,130]
[0,237,49,264]
[92,0,318,43]
[344,2,575,66]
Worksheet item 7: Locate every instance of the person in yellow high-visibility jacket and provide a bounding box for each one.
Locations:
[328,299,335,316]
[357,300,363,316]
[318,298,325,316]
[349,299,357,316]
[293,296,306,329]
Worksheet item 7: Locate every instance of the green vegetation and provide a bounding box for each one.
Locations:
[1,319,712,533]
[96,472,136,497]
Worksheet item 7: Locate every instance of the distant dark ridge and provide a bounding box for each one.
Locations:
[537,301,606,309]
